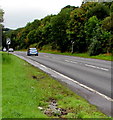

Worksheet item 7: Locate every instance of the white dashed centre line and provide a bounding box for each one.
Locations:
[85,64,109,71]
[64,59,109,72]
[65,60,77,64]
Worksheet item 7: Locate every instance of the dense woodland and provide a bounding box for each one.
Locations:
[2,2,113,55]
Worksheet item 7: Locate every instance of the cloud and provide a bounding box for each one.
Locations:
[3,8,50,29]
[1,0,82,29]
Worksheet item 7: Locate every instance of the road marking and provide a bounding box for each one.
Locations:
[13,53,113,102]
[85,64,109,71]
[65,60,77,64]
[44,55,49,57]
[40,64,47,68]
[38,63,113,102]
[65,60,109,72]
[43,66,113,102]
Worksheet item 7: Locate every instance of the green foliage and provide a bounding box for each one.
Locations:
[102,12,113,31]
[84,16,100,50]
[88,38,101,56]
[85,15,111,56]
[0,8,4,23]
[50,7,73,52]
[102,16,111,31]
[110,3,113,12]
[87,3,110,20]
[42,44,53,51]
[3,2,113,55]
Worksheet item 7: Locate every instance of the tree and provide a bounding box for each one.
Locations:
[87,19,111,55]
[0,8,4,49]
[110,3,113,12]
[84,16,100,50]
[50,7,73,52]
[87,3,109,20]
[67,6,87,53]
[26,19,41,31]
[26,30,37,47]
[0,9,4,23]
[102,12,113,31]
[3,3,113,54]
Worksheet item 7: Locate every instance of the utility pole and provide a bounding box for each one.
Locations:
[71,41,74,54]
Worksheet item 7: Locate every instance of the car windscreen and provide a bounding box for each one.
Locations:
[30,49,37,52]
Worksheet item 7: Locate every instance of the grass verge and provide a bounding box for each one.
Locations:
[2,52,110,118]
[0,51,2,119]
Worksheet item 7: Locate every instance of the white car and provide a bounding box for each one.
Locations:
[8,48,14,52]
[3,47,7,52]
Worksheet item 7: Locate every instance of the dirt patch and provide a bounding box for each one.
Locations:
[38,98,69,118]
[32,75,45,80]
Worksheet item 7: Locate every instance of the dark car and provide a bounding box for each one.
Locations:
[27,48,38,56]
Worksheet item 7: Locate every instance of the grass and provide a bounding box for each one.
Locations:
[40,50,112,61]
[2,52,111,118]
[0,51,2,119]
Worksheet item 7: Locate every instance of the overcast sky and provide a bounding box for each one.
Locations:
[1,0,82,29]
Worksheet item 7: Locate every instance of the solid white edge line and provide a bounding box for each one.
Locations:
[44,66,113,102]
[13,53,113,102]
[32,59,113,102]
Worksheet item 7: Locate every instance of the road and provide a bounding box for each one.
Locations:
[13,51,113,116]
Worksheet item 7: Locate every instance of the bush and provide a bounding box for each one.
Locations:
[42,44,53,51]
[88,39,101,56]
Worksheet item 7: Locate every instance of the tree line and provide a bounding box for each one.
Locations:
[3,2,113,55]
[0,8,4,49]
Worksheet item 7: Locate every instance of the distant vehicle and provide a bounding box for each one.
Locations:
[3,47,7,52]
[27,48,38,56]
[8,48,14,52]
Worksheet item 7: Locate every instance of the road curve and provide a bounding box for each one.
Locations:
[12,51,113,117]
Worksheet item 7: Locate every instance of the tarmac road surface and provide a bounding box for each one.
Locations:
[12,51,113,117]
